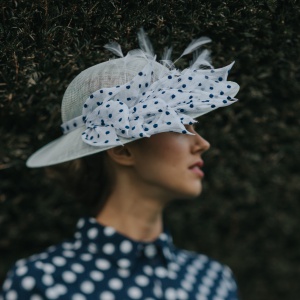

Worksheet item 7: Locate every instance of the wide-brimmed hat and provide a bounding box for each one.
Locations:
[26,30,239,168]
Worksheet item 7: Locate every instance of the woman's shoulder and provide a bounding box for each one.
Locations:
[1,238,79,299]
[172,247,238,295]
[175,246,233,269]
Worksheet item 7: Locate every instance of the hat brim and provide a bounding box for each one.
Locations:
[26,112,203,168]
[26,127,136,168]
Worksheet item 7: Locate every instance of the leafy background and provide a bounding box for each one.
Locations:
[1,0,300,299]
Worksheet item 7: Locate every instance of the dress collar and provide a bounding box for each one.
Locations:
[74,217,176,269]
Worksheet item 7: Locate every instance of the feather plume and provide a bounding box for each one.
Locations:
[137,28,154,58]
[190,49,213,69]
[161,46,173,61]
[104,42,124,57]
[160,60,175,70]
[174,36,211,64]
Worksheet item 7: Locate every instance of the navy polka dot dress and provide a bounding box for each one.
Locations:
[1,217,239,299]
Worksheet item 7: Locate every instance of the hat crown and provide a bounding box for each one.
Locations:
[61,56,167,123]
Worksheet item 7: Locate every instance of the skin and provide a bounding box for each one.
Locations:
[96,124,210,242]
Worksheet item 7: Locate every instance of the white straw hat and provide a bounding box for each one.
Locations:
[26,30,239,168]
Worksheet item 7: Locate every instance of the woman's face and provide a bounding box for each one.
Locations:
[129,124,210,201]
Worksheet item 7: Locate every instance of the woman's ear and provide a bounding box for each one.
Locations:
[106,146,135,166]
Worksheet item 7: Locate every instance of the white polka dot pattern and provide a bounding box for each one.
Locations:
[2,278,12,291]
[43,263,55,274]
[55,284,67,295]
[80,253,92,261]
[87,243,97,254]
[42,274,54,286]
[71,263,85,273]
[117,258,131,269]
[95,259,111,270]
[177,288,188,300]
[155,266,167,278]
[99,291,115,299]
[144,244,156,258]
[62,271,77,283]
[6,290,17,300]
[165,287,177,300]
[63,250,76,258]
[117,268,130,278]
[16,266,28,277]
[135,275,149,287]
[1,217,239,300]
[143,265,153,276]
[90,270,104,281]
[52,256,66,267]
[103,243,115,255]
[45,286,59,299]
[153,280,163,298]
[127,286,142,299]
[87,228,98,239]
[21,276,35,290]
[80,281,94,294]
[120,240,132,254]
[72,294,86,300]
[108,278,123,290]
[103,227,116,236]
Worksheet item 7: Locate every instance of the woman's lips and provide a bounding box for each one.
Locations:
[190,165,204,177]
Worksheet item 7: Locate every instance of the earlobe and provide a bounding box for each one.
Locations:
[106,146,135,166]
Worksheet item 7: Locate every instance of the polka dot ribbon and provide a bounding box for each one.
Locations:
[61,58,239,147]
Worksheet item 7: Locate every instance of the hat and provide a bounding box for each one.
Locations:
[26,29,239,168]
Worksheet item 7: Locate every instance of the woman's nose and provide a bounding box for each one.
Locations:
[193,132,210,154]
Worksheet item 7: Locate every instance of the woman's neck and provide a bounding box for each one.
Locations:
[96,187,167,242]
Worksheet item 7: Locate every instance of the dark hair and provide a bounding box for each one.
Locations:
[45,152,114,217]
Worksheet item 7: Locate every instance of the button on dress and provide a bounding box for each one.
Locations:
[1,217,239,299]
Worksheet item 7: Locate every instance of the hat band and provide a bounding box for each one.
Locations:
[61,115,86,134]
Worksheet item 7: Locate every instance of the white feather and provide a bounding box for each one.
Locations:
[137,27,154,58]
[104,41,124,57]
[160,60,175,70]
[174,36,211,64]
[190,49,213,69]
[161,46,173,61]
[181,36,211,56]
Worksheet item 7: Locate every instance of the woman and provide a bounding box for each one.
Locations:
[1,30,240,299]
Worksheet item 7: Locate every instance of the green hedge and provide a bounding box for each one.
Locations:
[1,1,300,299]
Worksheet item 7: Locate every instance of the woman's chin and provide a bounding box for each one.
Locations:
[188,182,203,197]
[174,184,203,200]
